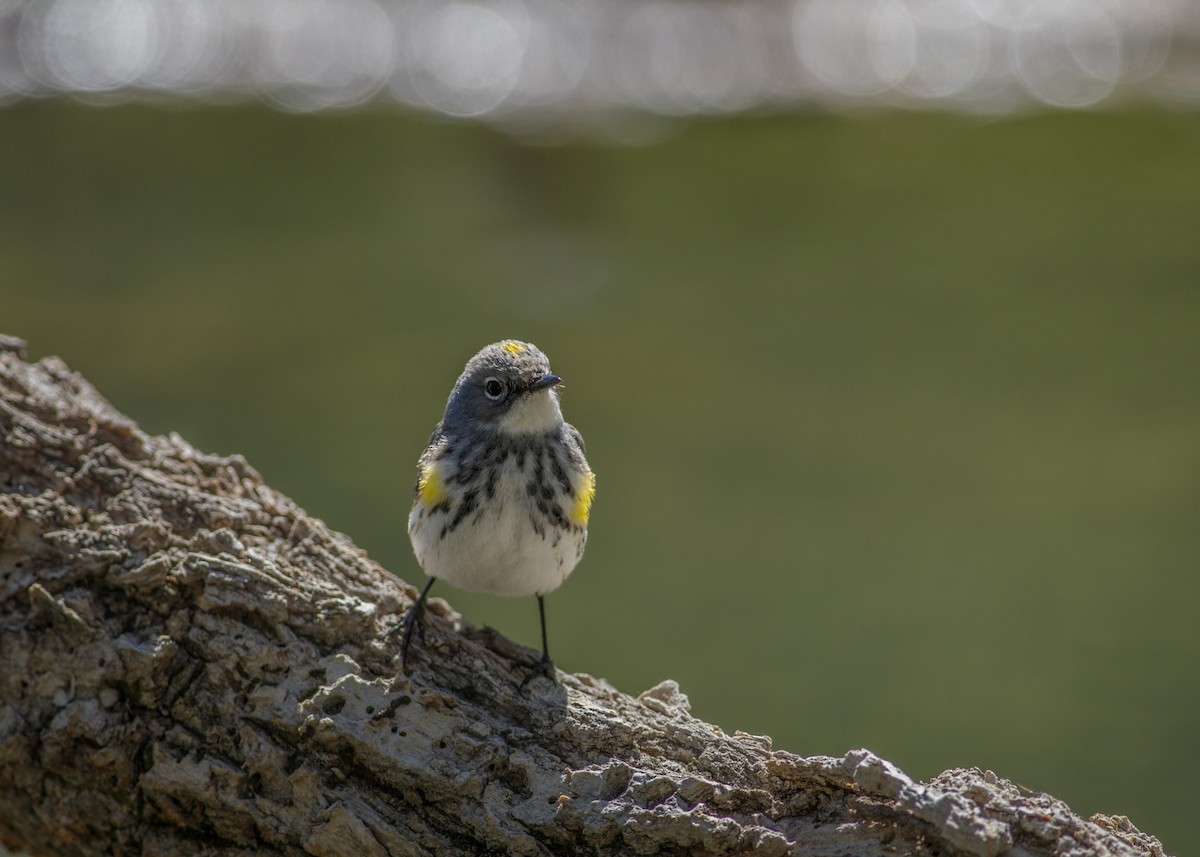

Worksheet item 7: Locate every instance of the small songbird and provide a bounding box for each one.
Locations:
[394,340,595,683]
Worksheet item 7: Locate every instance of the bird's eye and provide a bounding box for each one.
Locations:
[483,378,505,400]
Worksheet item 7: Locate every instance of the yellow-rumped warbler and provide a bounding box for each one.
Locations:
[393,340,595,682]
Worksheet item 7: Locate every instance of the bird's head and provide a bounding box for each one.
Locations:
[443,340,564,435]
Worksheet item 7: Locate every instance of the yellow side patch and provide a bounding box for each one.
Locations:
[501,341,527,354]
[570,470,596,526]
[417,462,449,507]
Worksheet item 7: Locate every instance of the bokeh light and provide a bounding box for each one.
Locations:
[0,0,1194,123]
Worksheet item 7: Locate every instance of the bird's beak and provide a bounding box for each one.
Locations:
[529,373,562,392]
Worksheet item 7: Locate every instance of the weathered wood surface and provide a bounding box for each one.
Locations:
[0,337,1169,857]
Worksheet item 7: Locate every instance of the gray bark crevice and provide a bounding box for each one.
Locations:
[0,336,1169,857]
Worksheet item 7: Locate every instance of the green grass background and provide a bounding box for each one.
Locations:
[3,102,1198,853]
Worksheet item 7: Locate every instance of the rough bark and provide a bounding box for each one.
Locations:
[0,336,1170,857]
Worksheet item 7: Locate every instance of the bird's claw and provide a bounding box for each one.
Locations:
[393,598,427,674]
[518,654,557,691]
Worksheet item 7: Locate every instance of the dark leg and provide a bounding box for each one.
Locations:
[520,594,557,689]
[538,593,551,664]
[389,577,436,673]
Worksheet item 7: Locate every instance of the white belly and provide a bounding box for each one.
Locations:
[408,457,586,597]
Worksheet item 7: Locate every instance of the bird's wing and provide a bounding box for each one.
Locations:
[565,422,587,457]
[413,422,447,498]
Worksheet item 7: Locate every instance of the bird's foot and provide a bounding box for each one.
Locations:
[518,653,558,691]
[390,598,427,674]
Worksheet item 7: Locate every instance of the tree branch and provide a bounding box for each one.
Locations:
[0,336,1168,857]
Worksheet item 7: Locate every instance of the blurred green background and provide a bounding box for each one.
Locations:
[3,101,1198,853]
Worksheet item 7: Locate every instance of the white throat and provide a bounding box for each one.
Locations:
[498,389,562,434]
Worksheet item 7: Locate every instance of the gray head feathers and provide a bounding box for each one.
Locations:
[442,340,564,434]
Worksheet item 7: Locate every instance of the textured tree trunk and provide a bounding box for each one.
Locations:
[0,335,1169,857]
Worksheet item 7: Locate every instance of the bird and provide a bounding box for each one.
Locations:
[392,340,595,684]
